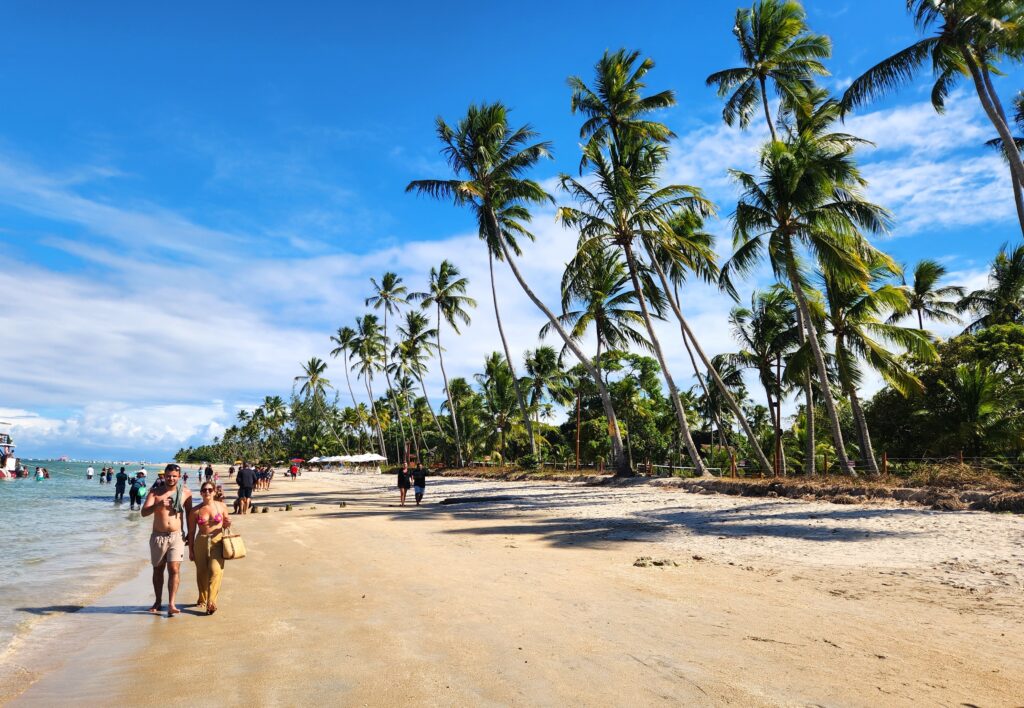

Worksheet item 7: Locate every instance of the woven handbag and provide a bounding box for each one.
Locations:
[221,530,247,560]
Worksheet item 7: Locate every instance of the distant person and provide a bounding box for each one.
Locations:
[213,485,225,502]
[397,463,411,506]
[129,472,147,510]
[412,464,427,506]
[140,463,193,617]
[86,466,94,480]
[235,462,257,514]
[204,464,214,483]
[114,466,129,503]
[188,481,231,615]
[289,463,298,480]
[106,468,113,484]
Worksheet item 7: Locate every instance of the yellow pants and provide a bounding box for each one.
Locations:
[194,533,225,606]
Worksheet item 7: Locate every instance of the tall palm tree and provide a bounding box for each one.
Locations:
[475,352,519,460]
[729,286,799,474]
[411,260,476,467]
[294,357,331,402]
[329,326,361,409]
[394,310,448,449]
[706,0,831,140]
[562,49,729,474]
[724,115,891,474]
[841,0,1024,236]
[890,259,966,330]
[820,258,938,474]
[353,314,388,458]
[957,242,1024,332]
[407,102,632,474]
[366,272,409,456]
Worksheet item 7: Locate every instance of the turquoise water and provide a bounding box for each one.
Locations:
[0,459,177,657]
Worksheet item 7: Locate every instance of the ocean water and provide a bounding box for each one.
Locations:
[0,459,178,658]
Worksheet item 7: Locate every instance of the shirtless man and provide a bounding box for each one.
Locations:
[141,463,193,617]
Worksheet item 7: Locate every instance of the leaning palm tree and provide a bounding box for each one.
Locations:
[706,0,831,140]
[820,258,938,474]
[366,272,409,456]
[841,0,1024,236]
[407,103,633,474]
[957,242,1024,332]
[329,326,361,409]
[889,259,965,330]
[410,260,476,467]
[724,119,892,474]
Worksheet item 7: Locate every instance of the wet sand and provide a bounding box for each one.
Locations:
[6,469,1024,706]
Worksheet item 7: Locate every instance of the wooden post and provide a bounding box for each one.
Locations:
[823,451,828,476]
[882,451,888,477]
[958,449,964,464]
[730,452,737,478]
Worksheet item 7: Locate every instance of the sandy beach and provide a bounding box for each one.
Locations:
[5,468,1023,706]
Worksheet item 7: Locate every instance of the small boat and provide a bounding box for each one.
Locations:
[0,422,19,479]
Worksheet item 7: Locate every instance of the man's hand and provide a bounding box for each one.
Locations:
[188,547,195,562]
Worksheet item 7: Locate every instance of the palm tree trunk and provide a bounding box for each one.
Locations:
[381,313,408,456]
[488,250,537,457]
[680,321,728,448]
[621,243,706,475]
[342,353,359,410]
[493,237,630,476]
[654,260,773,473]
[917,306,924,331]
[776,354,787,476]
[965,52,1024,189]
[836,336,878,475]
[980,64,1024,238]
[786,258,849,473]
[365,379,387,460]
[435,312,465,467]
[759,76,778,141]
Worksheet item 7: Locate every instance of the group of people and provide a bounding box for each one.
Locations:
[229,461,273,514]
[89,466,117,484]
[396,462,428,506]
[141,463,232,617]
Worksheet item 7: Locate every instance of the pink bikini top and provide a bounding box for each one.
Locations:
[196,513,223,526]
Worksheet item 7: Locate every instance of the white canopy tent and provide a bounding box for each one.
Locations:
[310,453,387,465]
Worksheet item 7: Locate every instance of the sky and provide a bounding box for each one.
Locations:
[2,0,1021,460]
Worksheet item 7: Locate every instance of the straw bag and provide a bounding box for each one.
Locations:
[221,530,246,560]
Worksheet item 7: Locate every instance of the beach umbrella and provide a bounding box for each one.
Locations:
[290,458,305,463]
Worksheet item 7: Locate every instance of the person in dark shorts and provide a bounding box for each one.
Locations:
[129,472,147,510]
[114,466,129,503]
[235,462,257,514]
[397,463,411,506]
[412,465,427,505]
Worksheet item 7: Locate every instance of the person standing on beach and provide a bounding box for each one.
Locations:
[397,463,411,506]
[235,462,256,514]
[141,463,193,617]
[412,464,427,506]
[114,466,128,504]
[188,481,231,614]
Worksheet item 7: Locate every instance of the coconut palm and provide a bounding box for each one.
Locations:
[410,260,476,467]
[329,326,361,409]
[394,310,448,451]
[939,363,1024,456]
[523,346,573,425]
[352,314,388,458]
[820,258,938,474]
[957,242,1024,332]
[729,286,799,474]
[407,102,632,474]
[890,259,966,330]
[841,0,1024,235]
[475,353,519,460]
[724,114,891,474]
[294,357,331,402]
[366,272,409,455]
[706,0,831,140]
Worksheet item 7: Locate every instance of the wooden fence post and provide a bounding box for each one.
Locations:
[882,451,888,477]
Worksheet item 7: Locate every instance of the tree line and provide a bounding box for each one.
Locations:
[177,0,1024,477]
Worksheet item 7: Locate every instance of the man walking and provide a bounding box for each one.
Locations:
[140,463,193,617]
[235,461,257,514]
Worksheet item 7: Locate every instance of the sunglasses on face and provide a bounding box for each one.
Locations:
[201,488,214,494]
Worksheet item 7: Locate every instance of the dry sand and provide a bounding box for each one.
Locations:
[6,468,1024,706]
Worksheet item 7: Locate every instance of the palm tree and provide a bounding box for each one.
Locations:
[540,246,651,371]
[329,326,361,409]
[706,0,831,140]
[729,286,799,474]
[820,259,938,474]
[294,357,331,402]
[407,102,632,474]
[957,242,1024,332]
[411,260,476,467]
[523,346,573,425]
[724,113,891,474]
[475,352,519,460]
[562,49,725,475]
[394,310,448,451]
[353,314,388,458]
[939,363,1024,457]
[841,0,1024,236]
[889,259,965,331]
[366,272,409,457]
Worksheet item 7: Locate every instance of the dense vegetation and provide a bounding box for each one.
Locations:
[177,1,1024,478]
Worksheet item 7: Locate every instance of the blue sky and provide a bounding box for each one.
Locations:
[2,1,1021,459]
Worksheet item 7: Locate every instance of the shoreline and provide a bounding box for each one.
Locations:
[7,469,1024,705]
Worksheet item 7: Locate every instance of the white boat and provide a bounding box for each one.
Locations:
[0,422,19,478]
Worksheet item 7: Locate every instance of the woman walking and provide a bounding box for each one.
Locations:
[188,482,231,615]
[397,463,411,506]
